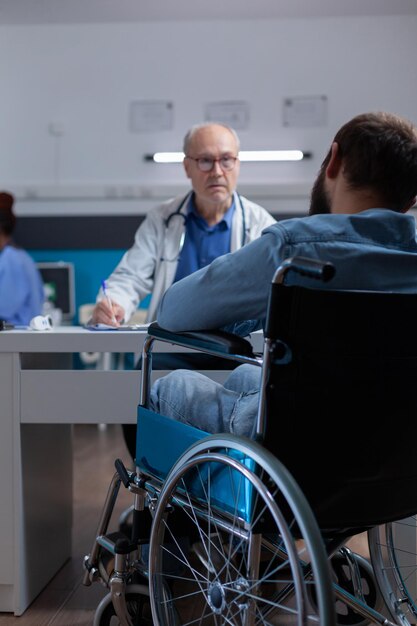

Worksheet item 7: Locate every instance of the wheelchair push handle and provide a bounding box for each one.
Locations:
[273,256,335,285]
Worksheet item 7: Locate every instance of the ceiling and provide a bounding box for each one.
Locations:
[0,0,416,25]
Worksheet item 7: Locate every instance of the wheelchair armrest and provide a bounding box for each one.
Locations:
[146,322,256,359]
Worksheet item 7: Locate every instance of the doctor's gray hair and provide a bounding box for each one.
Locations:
[183,123,240,155]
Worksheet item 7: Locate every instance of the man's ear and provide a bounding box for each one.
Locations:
[183,158,192,180]
[325,142,342,179]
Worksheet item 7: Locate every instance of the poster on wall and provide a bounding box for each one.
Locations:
[205,101,250,130]
[283,95,328,127]
[129,100,174,132]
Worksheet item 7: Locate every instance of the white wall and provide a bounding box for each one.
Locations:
[0,15,416,214]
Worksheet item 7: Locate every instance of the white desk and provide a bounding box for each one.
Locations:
[0,326,262,614]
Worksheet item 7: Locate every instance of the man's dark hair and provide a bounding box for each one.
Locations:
[0,192,16,236]
[322,112,417,212]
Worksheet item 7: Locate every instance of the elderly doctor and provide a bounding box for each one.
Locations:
[91,122,275,326]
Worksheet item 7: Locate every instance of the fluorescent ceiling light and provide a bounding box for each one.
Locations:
[239,150,306,162]
[152,151,184,163]
[145,150,311,163]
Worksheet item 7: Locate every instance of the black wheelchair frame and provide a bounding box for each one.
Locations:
[83,256,417,626]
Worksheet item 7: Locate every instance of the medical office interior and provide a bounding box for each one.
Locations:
[1,0,417,623]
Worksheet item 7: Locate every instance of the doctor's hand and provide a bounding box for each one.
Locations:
[91,299,125,326]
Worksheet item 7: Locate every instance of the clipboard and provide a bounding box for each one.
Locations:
[85,323,150,331]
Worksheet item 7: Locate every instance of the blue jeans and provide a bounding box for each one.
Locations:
[150,363,261,438]
[123,353,239,460]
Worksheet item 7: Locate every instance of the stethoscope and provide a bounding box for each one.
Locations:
[161,191,247,262]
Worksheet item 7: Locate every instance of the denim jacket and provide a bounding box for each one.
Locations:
[158,209,417,333]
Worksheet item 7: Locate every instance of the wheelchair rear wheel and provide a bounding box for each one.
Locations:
[148,434,335,626]
[369,518,417,626]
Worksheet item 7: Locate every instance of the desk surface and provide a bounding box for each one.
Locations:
[0,326,263,428]
[0,326,263,353]
[0,326,144,353]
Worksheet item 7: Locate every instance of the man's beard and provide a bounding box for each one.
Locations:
[309,167,331,215]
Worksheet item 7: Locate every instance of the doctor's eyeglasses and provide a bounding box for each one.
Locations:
[186,155,238,172]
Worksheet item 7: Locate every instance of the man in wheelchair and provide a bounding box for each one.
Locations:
[151,111,417,437]
[84,111,417,626]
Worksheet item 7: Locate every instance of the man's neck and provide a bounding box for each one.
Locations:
[193,195,234,226]
[330,180,385,215]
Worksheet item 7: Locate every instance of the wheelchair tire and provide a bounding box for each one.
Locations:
[369,519,417,626]
[93,584,151,626]
[148,434,335,626]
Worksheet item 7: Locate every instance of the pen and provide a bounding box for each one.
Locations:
[101,279,118,325]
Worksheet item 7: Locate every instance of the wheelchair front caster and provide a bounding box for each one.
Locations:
[93,584,151,626]
[331,551,383,626]
[309,550,383,626]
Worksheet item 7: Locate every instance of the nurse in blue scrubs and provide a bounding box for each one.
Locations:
[0,191,44,326]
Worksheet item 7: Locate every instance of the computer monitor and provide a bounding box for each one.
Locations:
[36,261,75,323]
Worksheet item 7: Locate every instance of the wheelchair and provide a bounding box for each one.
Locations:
[83,256,417,626]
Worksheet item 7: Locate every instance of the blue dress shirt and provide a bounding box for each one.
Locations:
[173,194,235,283]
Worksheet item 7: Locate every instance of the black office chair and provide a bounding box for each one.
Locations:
[84,256,417,626]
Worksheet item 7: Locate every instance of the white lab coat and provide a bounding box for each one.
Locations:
[102,192,276,322]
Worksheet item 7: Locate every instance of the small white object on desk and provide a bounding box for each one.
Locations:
[29,315,53,331]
